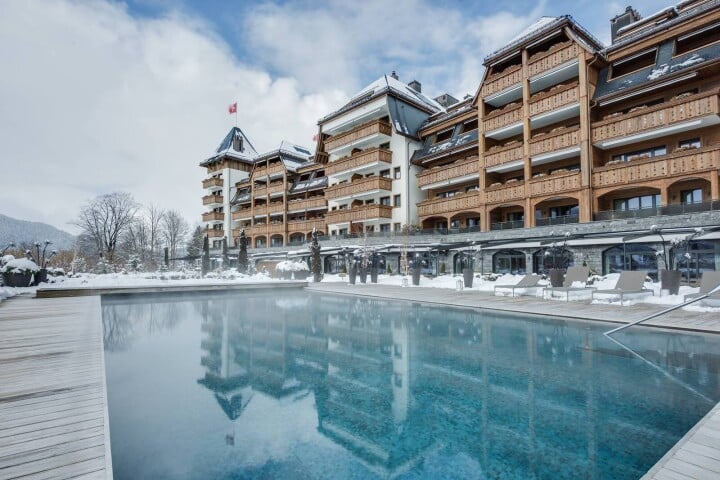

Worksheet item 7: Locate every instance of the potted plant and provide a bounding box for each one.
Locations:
[410,255,421,286]
[1,258,39,287]
[461,250,474,288]
[348,258,357,285]
[292,261,310,280]
[546,232,572,287]
[652,225,683,295]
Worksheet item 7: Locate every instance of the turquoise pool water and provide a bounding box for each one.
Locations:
[102,291,720,479]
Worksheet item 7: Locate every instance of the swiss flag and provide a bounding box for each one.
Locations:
[228,102,237,114]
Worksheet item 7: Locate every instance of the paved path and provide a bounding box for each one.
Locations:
[0,295,111,480]
[309,282,720,479]
[307,283,720,333]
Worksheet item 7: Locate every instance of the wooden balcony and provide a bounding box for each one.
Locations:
[202,194,223,205]
[232,209,251,220]
[324,120,392,152]
[254,182,286,197]
[527,42,579,78]
[325,148,392,176]
[202,211,223,222]
[484,181,526,204]
[253,205,268,217]
[246,225,264,237]
[417,157,479,189]
[287,218,326,233]
[483,104,522,133]
[484,142,523,169]
[325,204,393,224]
[253,162,285,179]
[529,171,581,197]
[529,126,580,157]
[267,223,286,235]
[592,91,720,147]
[324,177,392,200]
[202,177,223,189]
[592,145,720,189]
[287,196,327,213]
[205,229,224,239]
[481,65,522,98]
[529,83,579,117]
[268,202,285,215]
[417,191,481,218]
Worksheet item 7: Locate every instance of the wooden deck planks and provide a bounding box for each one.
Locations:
[0,296,111,480]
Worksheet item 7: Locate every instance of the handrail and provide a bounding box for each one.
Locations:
[604,284,720,335]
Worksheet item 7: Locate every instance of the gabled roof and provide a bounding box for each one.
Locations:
[319,74,444,124]
[484,15,604,66]
[200,127,258,166]
[254,140,313,173]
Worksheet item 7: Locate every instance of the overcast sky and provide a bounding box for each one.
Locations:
[0,0,669,234]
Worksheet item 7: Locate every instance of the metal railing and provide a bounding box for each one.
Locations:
[594,201,720,221]
[535,215,579,227]
[490,220,524,231]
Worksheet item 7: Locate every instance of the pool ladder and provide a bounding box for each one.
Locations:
[604,284,720,335]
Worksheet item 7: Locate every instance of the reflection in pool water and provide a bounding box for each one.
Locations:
[102,291,720,479]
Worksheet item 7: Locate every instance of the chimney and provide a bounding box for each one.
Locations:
[390,70,399,80]
[408,80,422,93]
[610,6,642,43]
[433,93,460,108]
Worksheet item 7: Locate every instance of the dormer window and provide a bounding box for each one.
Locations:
[435,128,453,143]
[675,22,720,56]
[610,49,657,79]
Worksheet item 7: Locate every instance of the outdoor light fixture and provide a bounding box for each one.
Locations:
[1,242,15,255]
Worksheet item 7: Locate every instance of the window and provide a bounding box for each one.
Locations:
[681,188,702,204]
[338,228,348,235]
[465,185,479,193]
[379,142,390,149]
[603,244,658,280]
[435,128,453,143]
[394,223,401,232]
[364,199,375,205]
[394,167,401,179]
[507,212,524,222]
[394,195,401,207]
[380,223,390,232]
[380,169,391,178]
[549,205,579,218]
[612,145,666,163]
[610,49,657,78]
[493,249,526,275]
[435,190,457,199]
[450,219,460,228]
[675,22,720,56]
[380,196,391,206]
[613,194,661,211]
[678,138,701,150]
[461,119,478,133]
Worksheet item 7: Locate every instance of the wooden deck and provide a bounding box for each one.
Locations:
[0,295,111,480]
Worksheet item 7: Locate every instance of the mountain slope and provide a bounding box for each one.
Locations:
[0,214,76,251]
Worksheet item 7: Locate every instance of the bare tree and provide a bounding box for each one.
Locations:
[75,192,138,265]
[147,205,165,266]
[161,210,189,269]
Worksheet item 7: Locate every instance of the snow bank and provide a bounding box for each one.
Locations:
[1,258,40,273]
[275,260,309,272]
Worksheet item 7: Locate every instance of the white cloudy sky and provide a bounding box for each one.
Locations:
[0,0,668,233]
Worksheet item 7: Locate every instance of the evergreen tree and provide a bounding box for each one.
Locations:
[186,225,204,258]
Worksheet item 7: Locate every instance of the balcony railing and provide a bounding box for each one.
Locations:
[529,126,579,157]
[324,120,392,152]
[417,157,479,188]
[253,206,268,217]
[481,65,522,98]
[202,211,223,222]
[205,229,224,238]
[417,191,481,217]
[232,209,251,220]
[202,194,223,205]
[287,196,327,212]
[253,162,284,179]
[490,220,524,230]
[594,201,720,221]
[325,177,392,200]
[527,41,579,78]
[267,223,286,235]
[254,182,286,197]
[484,182,525,203]
[529,83,579,117]
[326,204,393,224]
[202,177,223,189]
[592,145,720,189]
[592,91,720,146]
[483,103,522,133]
[528,171,581,197]
[287,218,326,233]
[484,142,523,169]
[535,214,579,227]
[325,148,392,176]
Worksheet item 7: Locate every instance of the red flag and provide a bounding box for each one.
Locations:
[228,102,237,114]
[312,134,318,142]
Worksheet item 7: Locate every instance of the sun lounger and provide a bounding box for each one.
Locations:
[684,271,720,301]
[542,266,592,301]
[494,274,543,297]
[591,271,654,304]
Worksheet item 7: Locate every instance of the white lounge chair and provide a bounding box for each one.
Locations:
[684,271,720,302]
[542,266,592,301]
[591,271,654,305]
[494,274,543,297]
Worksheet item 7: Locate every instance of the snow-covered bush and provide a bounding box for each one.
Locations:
[1,258,40,274]
[1,254,15,266]
[275,260,309,272]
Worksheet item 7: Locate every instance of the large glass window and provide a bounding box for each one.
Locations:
[602,244,658,280]
[612,145,666,163]
[681,188,702,204]
[493,250,526,275]
[532,248,574,275]
[613,194,661,211]
[672,240,717,282]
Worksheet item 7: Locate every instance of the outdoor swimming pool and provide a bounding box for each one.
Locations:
[102,291,720,479]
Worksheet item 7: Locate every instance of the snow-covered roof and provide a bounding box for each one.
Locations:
[484,15,603,66]
[319,74,444,124]
[200,127,258,166]
[290,175,328,193]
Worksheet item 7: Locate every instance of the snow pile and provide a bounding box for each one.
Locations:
[275,260,309,272]
[39,270,275,290]
[1,254,15,265]
[1,258,40,273]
